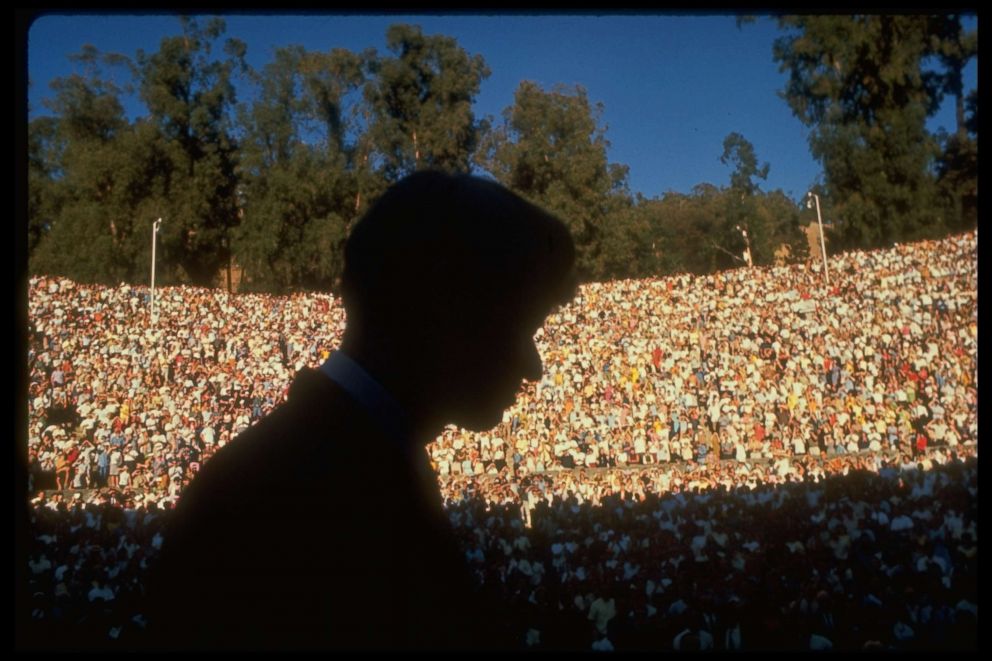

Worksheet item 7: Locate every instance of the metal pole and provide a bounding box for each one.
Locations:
[743,228,752,268]
[736,225,753,268]
[813,195,829,285]
[151,218,162,323]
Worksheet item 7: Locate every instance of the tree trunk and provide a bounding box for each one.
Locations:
[955,87,967,141]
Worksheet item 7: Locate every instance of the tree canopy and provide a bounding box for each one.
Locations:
[772,14,977,250]
[477,81,639,281]
[28,15,976,291]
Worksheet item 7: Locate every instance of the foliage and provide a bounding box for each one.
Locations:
[28,16,975,291]
[928,15,978,230]
[721,131,769,196]
[772,14,977,249]
[477,81,638,281]
[134,16,247,286]
[233,45,369,292]
[28,46,137,284]
[364,24,490,179]
[637,179,806,278]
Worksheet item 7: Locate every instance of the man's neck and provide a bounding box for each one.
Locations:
[337,335,443,447]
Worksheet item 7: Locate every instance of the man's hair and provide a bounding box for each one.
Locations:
[341,171,577,326]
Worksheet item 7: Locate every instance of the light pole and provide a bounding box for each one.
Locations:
[806,192,829,285]
[735,225,753,268]
[151,217,162,323]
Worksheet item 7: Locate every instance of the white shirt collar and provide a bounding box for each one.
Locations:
[319,350,412,449]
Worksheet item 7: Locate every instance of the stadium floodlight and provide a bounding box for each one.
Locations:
[806,193,829,285]
[151,218,163,324]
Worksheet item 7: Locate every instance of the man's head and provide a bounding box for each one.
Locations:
[341,171,577,432]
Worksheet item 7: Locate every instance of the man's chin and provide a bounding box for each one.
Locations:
[452,403,509,432]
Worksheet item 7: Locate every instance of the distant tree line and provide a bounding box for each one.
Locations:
[28,15,976,291]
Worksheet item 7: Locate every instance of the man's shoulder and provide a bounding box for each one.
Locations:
[183,369,386,503]
[144,368,465,650]
[260,368,378,436]
[146,370,395,633]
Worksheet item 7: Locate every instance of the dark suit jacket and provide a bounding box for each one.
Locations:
[144,368,513,651]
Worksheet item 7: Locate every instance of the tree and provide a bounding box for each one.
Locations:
[478,81,637,281]
[928,14,977,142]
[720,132,766,267]
[29,45,138,283]
[747,190,807,267]
[720,131,769,196]
[639,187,728,276]
[234,45,369,292]
[136,16,247,286]
[27,115,64,255]
[773,15,944,248]
[928,14,978,229]
[363,24,490,180]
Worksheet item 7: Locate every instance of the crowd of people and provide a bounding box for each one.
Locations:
[431,231,977,483]
[27,281,342,498]
[442,454,978,650]
[24,230,977,649]
[25,490,170,647]
[23,452,978,650]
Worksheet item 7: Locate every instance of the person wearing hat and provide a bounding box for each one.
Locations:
[145,171,578,652]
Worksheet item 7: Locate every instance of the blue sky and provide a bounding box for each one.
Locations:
[27,12,977,204]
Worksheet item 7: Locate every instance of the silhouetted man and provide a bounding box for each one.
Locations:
[143,171,577,651]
